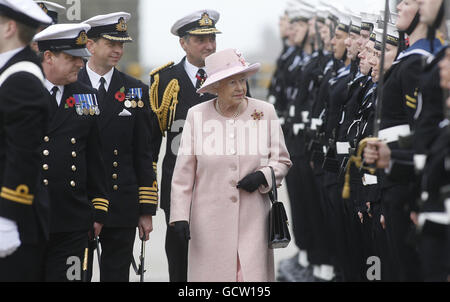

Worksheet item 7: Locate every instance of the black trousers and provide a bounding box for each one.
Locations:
[285,156,314,253]
[164,208,188,282]
[370,202,396,281]
[0,240,47,282]
[44,231,88,282]
[382,184,422,282]
[323,177,350,279]
[95,226,136,282]
[418,222,450,282]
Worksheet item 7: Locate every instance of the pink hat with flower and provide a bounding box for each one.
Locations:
[197,48,260,94]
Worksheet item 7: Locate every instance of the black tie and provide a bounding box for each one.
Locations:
[98,77,107,100]
[49,86,59,117]
[195,69,207,89]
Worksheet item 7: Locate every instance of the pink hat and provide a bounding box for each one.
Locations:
[197,48,260,94]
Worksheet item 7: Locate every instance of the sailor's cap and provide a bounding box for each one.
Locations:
[170,9,221,37]
[0,0,52,28]
[83,12,132,42]
[34,1,65,24]
[34,23,91,57]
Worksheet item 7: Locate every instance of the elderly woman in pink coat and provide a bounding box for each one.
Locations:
[169,48,292,282]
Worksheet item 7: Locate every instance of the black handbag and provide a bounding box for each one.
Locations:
[268,167,291,249]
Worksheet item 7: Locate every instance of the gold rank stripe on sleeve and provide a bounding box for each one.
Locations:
[139,184,158,204]
[0,185,34,205]
[405,94,417,109]
[92,198,109,212]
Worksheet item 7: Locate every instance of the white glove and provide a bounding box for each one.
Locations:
[0,216,21,258]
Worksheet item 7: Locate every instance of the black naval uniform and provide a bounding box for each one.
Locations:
[78,67,157,282]
[149,58,216,282]
[378,39,442,282]
[336,72,373,282]
[411,45,449,281]
[41,81,109,281]
[321,62,356,281]
[268,44,298,116]
[0,46,50,281]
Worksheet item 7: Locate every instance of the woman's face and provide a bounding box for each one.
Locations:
[217,73,248,103]
[396,0,419,31]
[319,19,332,49]
[417,0,443,26]
[358,41,373,76]
[369,44,381,82]
[279,14,290,38]
[287,22,296,45]
[293,21,309,46]
[384,44,398,72]
[331,28,348,60]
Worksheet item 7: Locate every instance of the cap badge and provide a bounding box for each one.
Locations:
[199,13,212,27]
[116,17,128,32]
[76,31,88,46]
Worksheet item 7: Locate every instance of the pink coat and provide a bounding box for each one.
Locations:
[169,98,292,282]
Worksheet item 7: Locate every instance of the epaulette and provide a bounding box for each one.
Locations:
[150,61,174,77]
[149,62,179,136]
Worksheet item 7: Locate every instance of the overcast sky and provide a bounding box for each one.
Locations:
[138,0,386,68]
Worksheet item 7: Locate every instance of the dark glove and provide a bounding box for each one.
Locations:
[236,171,268,193]
[173,221,190,242]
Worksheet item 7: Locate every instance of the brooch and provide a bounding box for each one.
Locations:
[251,109,264,120]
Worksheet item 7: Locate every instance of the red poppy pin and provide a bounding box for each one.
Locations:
[115,86,126,102]
[65,96,76,108]
[251,109,264,120]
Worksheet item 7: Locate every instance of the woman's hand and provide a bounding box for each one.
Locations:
[236,171,268,193]
[173,221,190,242]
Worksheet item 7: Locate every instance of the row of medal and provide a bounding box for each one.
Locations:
[124,88,144,109]
[73,94,100,116]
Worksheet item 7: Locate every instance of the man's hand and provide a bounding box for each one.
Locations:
[410,212,418,226]
[0,217,21,258]
[138,215,153,241]
[366,202,372,218]
[358,212,364,224]
[380,215,386,230]
[363,140,391,169]
[93,222,103,238]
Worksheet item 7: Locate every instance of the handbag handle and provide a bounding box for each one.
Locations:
[268,166,277,204]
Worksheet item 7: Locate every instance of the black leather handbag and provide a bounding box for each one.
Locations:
[268,167,291,249]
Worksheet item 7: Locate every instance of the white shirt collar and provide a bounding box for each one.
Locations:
[0,47,25,70]
[85,61,114,91]
[184,58,206,88]
[44,79,65,106]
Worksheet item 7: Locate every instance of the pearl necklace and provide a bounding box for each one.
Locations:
[215,98,244,119]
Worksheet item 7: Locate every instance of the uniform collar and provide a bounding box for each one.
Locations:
[85,61,114,91]
[44,79,65,105]
[184,57,205,88]
[0,47,25,70]
[395,38,442,64]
